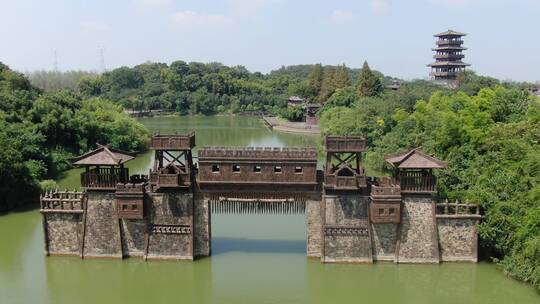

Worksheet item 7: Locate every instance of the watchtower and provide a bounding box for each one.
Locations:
[323,136,367,191]
[149,132,195,191]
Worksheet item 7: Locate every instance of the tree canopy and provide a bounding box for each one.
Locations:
[0,62,149,211]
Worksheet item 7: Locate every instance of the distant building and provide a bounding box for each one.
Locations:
[385,83,401,91]
[531,87,540,98]
[305,104,321,126]
[428,30,470,86]
[287,96,304,108]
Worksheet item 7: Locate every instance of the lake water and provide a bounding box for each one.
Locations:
[0,115,538,304]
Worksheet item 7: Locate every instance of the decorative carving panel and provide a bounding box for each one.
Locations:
[151,224,191,235]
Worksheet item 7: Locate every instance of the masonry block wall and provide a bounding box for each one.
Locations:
[83,192,122,259]
[193,197,211,257]
[321,194,372,263]
[43,213,82,256]
[306,199,322,257]
[42,190,479,263]
[395,195,440,263]
[437,218,478,262]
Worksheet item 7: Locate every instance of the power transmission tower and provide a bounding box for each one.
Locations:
[54,50,59,71]
[99,48,106,73]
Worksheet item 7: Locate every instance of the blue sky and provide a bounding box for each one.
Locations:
[0,0,538,81]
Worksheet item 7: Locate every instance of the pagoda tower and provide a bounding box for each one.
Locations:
[428,30,470,85]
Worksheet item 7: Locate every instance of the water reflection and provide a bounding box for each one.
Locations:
[212,238,306,255]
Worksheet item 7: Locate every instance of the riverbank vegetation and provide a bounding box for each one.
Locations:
[319,69,540,289]
[0,62,149,212]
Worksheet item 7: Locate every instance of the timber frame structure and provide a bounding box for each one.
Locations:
[41,133,480,263]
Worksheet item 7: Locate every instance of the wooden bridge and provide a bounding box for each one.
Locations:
[67,133,447,217]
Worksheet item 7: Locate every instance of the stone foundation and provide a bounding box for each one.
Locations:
[42,190,478,264]
[437,217,478,262]
[321,194,373,263]
[306,200,322,257]
[371,223,398,261]
[120,219,146,257]
[193,198,211,257]
[146,192,194,260]
[43,213,82,256]
[396,195,439,263]
[82,192,122,259]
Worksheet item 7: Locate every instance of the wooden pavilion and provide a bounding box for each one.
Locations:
[73,144,134,190]
[385,148,447,193]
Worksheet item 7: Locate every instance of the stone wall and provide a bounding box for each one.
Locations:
[396,195,439,263]
[44,213,82,256]
[322,194,372,263]
[82,192,122,258]
[437,217,478,262]
[146,192,194,260]
[371,223,398,261]
[120,219,146,257]
[306,200,322,257]
[193,197,211,257]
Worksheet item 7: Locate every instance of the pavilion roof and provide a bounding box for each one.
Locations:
[385,148,447,169]
[73,144,134,166]
[435,30,466,37]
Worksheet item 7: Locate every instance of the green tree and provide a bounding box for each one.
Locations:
[319,68,336,103]
[357,61,382,97]
[333,64,351,89]
[307,64,323,100]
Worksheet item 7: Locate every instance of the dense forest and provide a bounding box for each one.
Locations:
[0,62,149,211]
[5,59,540,289]
[27,61,398,117]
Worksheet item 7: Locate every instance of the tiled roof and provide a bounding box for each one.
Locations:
[385,148,447,169]
[73,144,134,166]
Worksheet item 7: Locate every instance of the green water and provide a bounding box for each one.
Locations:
[0,115,538,304]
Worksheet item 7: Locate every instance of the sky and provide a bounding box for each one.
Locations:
[0,0,539,81]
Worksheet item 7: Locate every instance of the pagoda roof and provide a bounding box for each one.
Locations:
[73,144,134,166]
[432,46,467,51]
[434,30,466,37]
[428,61,470,67]
[385,148,447,169]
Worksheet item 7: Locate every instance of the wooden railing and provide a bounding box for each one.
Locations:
[398,171,437,193]
[150,171,191,188]
[151,132,195,150]
[324,174,367,189]
[81,167,129,190]
[436,199,481,218]
[325,136,366,152]
[371,184,401,197]
[40,190,85,213]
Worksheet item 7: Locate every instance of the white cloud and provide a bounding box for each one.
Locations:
[172,11,232,27]
[80,22,109,31]
[134,0,173,7]
[329,9,356,23]
[428,0,473,6]
[371,0,389,15]
[229,0,279,16]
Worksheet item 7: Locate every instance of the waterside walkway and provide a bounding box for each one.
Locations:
[262,116,320,135]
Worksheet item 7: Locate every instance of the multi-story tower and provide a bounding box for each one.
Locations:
[428,30,470,85]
